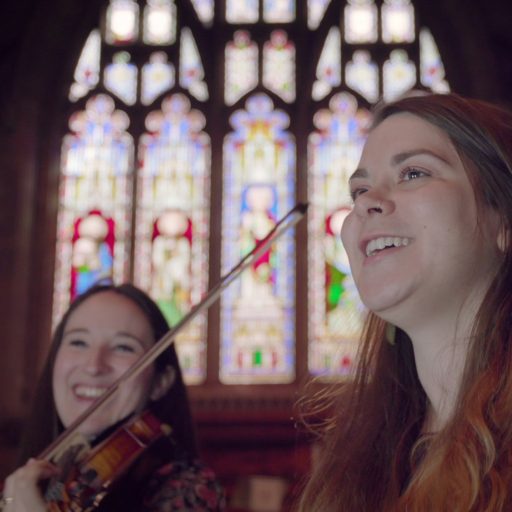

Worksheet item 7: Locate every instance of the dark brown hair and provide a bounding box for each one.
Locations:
[298,93,512,511]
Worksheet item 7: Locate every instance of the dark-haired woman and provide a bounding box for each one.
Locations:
[3,283,225,511]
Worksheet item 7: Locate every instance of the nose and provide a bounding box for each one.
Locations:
[83,346,110,375]
[353,189,395,218]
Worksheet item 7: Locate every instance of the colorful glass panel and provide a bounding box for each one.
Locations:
[382,0,415,43]
[344,0,378,44]
[225,31,258,106]
[420,29,450,93]
[308,92,370,378]
[345,50,379,103]
[179,27,208,101]
[141,52,175,105]
[221,94,296,384]
[262,30,295,103]
[190,0,214,25]
[69,30,101,102]
[105,0,139,44]
[312,27,341,101]
[263,0,295,23]
[54,94,133,325]
[143,0,176,45]
[104,52,138,105]
[308,0,332,29]
[383,49,416,100]
[134,94,210,384]
[226,0,259,23]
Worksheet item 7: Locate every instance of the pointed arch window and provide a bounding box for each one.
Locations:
[54,0,449,387]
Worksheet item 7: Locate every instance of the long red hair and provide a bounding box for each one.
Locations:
[298,93,512,511]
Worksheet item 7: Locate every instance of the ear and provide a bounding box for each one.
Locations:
[150,365,176,401]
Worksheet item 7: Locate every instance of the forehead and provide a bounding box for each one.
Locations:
[362,112,458,163]
[65,291,153,338]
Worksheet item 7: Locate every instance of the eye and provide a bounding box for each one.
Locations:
[350,186,368,202]
[67,338,88,349]
[112,341,140,354]
[400,167,430,181]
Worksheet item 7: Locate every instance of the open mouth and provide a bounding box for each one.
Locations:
[365,237,410,257]
[73,385,108,399]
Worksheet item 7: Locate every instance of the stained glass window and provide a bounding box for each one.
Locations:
[420,28,450,93]
[69,30,101,102]
[344,0,378,44]
[308,0,332,29]
[54,94,133,324]
[263,0,296,23]
[308,93,370,377]
[262,31,295,103]
[180,28,208,101]
[104,52,138,105]
[313,27,342,101]
[381,0,415,43]
[105,0,139,45]
[143,0,176,45]
[225,31,259,106]
[221,94,296,384]
[134,94,210,383]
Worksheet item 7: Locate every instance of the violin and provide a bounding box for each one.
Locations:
[0,203,307,511]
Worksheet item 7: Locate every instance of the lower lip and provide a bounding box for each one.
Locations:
[363,244,408,265]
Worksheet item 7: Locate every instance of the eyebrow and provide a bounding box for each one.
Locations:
[348,148,451,182]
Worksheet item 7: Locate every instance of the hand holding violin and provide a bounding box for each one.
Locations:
[2,458,59,511]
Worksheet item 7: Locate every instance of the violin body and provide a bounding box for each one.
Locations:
[45,410,171,512]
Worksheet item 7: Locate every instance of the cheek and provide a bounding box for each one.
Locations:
[340,215,359,263]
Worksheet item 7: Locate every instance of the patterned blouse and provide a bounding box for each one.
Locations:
[142,459,226,511]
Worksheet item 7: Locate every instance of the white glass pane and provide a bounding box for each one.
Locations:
[141,52,175,105]
[263,0,295,23]
[312,27,341,101]
[105,0,139,44]
[420,28,450,93]
[308,0,332,29]
[190,0,214,24]
[226,0,259,23]
[69,30,101,102]
[104,52,138,105]
[143,0,176,45]
[262,30,295,102]
[345,50,379,103]
[383,49,416,100]
[179,27,208,101]
[382,0,415,43]
[344,0,378,44]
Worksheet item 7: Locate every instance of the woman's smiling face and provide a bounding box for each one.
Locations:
[340,113,502,331]
[52,291,156,437]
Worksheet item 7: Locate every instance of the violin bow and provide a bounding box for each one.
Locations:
[40,202,308,461]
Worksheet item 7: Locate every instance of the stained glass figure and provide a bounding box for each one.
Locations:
[383,49,416,100]
[104,52,138,105]
[179,27,208,101]
[263,0,295,23]
[308,92,370,378]
[312,27,341,101]
[344,0,378,44]
[141,52,175,105]
[190,0,214,25]
[226,0,259,23]
[225,31,258,106]
[135,94,211,384]
[221,94,296,384]
[105,0,139,45]
[143,0,176,45]
[345,50,379,103]
[262,30,296,103]
[54,94,133,324]
[382,0,415,43]
[308,0,332,29]
[69,30,101,102]
[420,28,450,93]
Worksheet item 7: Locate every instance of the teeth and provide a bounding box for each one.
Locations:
[365,237,410,257]
[74,386,107,398]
